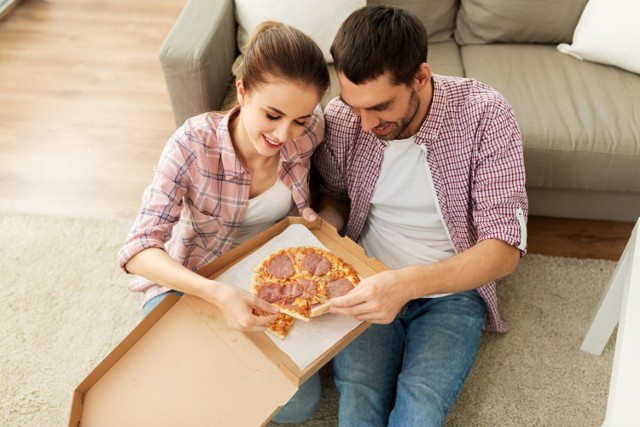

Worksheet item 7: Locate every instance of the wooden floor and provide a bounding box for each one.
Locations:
[0,0,185,219]
[0,0,635,261]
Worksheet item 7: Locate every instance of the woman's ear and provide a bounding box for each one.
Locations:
[236,80,246,106]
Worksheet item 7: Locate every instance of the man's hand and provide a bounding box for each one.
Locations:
[329,270,413,324]
[329,239,521,324]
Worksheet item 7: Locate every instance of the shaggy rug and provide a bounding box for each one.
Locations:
[0,213,616,426]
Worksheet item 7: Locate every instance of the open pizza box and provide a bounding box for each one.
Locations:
[68,217,386,426]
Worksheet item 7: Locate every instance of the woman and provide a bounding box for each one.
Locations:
[118,22,329,424]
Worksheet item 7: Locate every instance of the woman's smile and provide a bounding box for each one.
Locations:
[262,134,284,149]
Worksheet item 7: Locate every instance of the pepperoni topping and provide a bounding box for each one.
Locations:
[282,282,303,299]
[302,253,331,275]
[299,278,317,298]
[256,282,283,303]
[268,254,295,279]
[325,278,354,298]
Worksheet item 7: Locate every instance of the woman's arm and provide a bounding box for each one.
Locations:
[125,248,280,331]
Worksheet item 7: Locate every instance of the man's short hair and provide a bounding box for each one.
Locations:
[330,5,428,86]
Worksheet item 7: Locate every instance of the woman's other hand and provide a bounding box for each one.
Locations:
[301,207,322,227]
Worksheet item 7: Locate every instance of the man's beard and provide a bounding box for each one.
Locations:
[377,90,421,141]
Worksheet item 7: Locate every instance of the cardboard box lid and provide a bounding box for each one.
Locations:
[69,218,386,426]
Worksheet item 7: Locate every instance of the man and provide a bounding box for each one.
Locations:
[313,5,528,426]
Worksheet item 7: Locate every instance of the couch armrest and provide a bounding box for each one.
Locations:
[159,0,236,127]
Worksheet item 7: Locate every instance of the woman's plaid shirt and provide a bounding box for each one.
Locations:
[118,106,324,307]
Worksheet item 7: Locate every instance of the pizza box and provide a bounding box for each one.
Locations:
[68,217,386,427]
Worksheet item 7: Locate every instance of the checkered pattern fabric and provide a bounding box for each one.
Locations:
[314,75,528,332]
[119,106,324,307]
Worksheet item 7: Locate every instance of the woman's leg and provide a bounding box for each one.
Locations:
[271,372,321,424]
[142,290,184,317]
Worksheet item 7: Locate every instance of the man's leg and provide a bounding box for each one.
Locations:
[333,319,405,426]
[389,290,487,427]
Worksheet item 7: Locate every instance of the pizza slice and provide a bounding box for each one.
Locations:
[278,297,311,321]
[266,313,295,340]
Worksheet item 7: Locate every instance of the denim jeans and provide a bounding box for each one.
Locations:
[142,291,321,424]
[333,290,487,427]
[142,290,184,317]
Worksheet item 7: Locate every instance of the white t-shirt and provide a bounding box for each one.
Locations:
[358,137,455,297]
[232,179,293,248]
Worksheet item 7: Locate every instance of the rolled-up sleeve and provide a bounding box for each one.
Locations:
[117,129,194,271]
[472,96,528,254]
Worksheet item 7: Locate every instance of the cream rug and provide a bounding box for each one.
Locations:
[0,213,616,426]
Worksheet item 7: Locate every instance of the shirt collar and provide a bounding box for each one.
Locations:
[216,106,247,179]
[414,74,446,147]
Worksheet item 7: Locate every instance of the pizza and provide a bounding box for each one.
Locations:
[252,246,360,339]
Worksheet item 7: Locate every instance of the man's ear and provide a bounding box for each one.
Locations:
[236,80,246,106]
[414,63,432,91]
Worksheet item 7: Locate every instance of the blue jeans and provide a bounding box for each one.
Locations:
[142,290,184,317]
[143,291,321,424]
[333,290,487,427]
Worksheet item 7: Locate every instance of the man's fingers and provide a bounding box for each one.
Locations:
[330,295,370,316]
[330,284,370,308]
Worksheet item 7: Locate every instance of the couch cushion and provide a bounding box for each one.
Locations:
[461,44,640,194]
[372,0,457,43]
[455,0,588,45]
[429,40,464,77]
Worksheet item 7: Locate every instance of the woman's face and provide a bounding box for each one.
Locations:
[237,77,321,158]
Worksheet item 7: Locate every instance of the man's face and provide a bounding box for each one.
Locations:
[337,71,421,141]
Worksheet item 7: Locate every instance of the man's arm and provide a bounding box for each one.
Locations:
[329,238,521,324]
[315,192,350,233]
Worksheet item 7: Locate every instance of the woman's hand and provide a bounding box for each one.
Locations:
[204,282,280,332]
[301,207,322,227]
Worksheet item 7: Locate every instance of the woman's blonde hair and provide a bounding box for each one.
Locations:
[231,21,329,106]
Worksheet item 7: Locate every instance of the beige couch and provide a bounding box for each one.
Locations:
[159,0,640,222]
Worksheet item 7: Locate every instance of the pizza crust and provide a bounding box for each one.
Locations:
[309,301,330,317]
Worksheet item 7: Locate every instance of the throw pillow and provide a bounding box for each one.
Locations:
[235,0,365,64]
[557,0,640,75]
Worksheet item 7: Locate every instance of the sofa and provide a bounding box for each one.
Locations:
[158,0,640,222]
